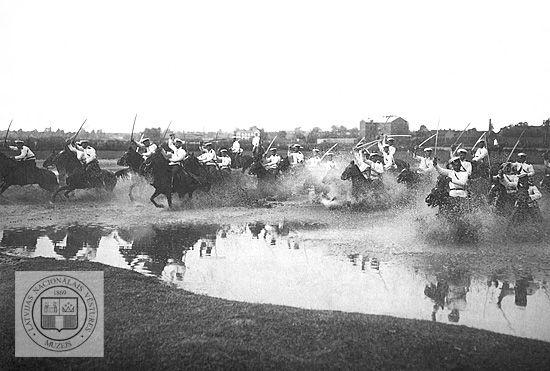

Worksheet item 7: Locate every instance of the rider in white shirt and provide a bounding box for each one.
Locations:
[471,141,488,163]
[513,153,535,178]
[264,148,281,172]
[218,149,232,171]
[288,144,305,167]
[8,140,36,164]
[456,148,472,176]
[413,148,435,173]
[434,156,469,198]
[133,136,158,160]
[197,142,217,167]
[231,137,242,154]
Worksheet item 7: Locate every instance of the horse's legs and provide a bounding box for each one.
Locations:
[0,181,10,195]
[52,185,70,201]
[150,190,164,208]
[167,192,173,209]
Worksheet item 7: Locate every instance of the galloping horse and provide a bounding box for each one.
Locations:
[0,152,58,195]
[43,149,67,184]
[340,161,375,202]
[140,150,211,208]
[116,147,147,202]
[50,146,118,200]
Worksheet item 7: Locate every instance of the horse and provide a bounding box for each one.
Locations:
[488,176,516,215]
[511,178,543,225]
[396,162,421,187]
[140,150,211,208]
[116,146,147,202]
[0,152,59,196]
[51,146,118,201]
[340,161,374,203]
[43,149,67,184]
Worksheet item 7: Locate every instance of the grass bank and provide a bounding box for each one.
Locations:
[1,255,550,370]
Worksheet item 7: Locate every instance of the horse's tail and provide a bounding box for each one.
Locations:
[115,168,131,180]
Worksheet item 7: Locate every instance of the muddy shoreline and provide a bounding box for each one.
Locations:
[2,255,550,369]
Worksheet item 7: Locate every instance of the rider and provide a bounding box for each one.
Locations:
[231,137,242,154]
[218,149,232,172]
[67,139,102,187]
[264,147,281,175]
[161,138,187,191]
[306,148,322,168]
[6,139,37,180]
[133,136,157,160]
[379,143,397,171]
[456,148,472,176]
[471,140,488,163]
[433,156,469,213]
[368,153,385,183]
[251,132,261,157]
[513,152,535,178]
[413,147,435,173]
[288,144,304,167]
[197,142,218,169]
[494,162,519,195]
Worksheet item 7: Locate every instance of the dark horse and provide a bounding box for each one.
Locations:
[340,161,379,202]
[0,152,58,196]
[116,146,149,202]
[138,150,211,208]
[50,146,118,201]
[43,149,67,184]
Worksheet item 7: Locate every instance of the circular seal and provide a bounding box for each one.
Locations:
[20,274,98,352]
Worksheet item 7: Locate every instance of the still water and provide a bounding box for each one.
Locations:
[2,223,550,342]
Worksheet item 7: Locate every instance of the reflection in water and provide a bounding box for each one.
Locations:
[2,222,550,342]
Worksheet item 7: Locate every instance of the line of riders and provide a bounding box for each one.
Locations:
[1,133,550,219]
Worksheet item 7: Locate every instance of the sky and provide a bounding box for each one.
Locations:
[1,0,549,133]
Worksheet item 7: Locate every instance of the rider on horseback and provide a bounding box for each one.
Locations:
[197,142,218,169]
[433,156,469,215]
[412,147,435,174]
[217,149,232,172]
[456,148,472,176]
[161,137,186,191]
[513,153,535,178]
[67,139,103,188]
[264,147,282,175]
[5,139,37,182]
[288,144,305,167]
[133,136,157,160]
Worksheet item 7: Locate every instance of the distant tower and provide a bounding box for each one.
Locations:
[489,118,493,132]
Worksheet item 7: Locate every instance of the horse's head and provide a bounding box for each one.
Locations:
[182,154,206,176]
[43,149,60,168]
[341,161,360,181]
[118,147,143,170]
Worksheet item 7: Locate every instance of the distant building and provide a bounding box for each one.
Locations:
[235,126,261,141]
[360,117,410,140]
[316,138,356,145]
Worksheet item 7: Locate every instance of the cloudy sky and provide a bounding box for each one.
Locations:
[1,0,548,133]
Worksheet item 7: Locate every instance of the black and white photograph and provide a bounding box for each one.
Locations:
[1,0,550,369]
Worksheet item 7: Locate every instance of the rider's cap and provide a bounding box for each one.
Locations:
[517,152,527,157]
[14,140,24,144]
[424,147,433,152]
[292,144,302,148]
[141,137,150,142]
[174,138,184,144]
[312,148,320,152]
[79,139,89,144]
[457,148,468,154]
[204,142,212,146]
[270,147,277,151]
[167,258,175,264]
[383,144,390,147]
[387,137,395,141]
[220,148,228,153]
[326,152,334,156]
